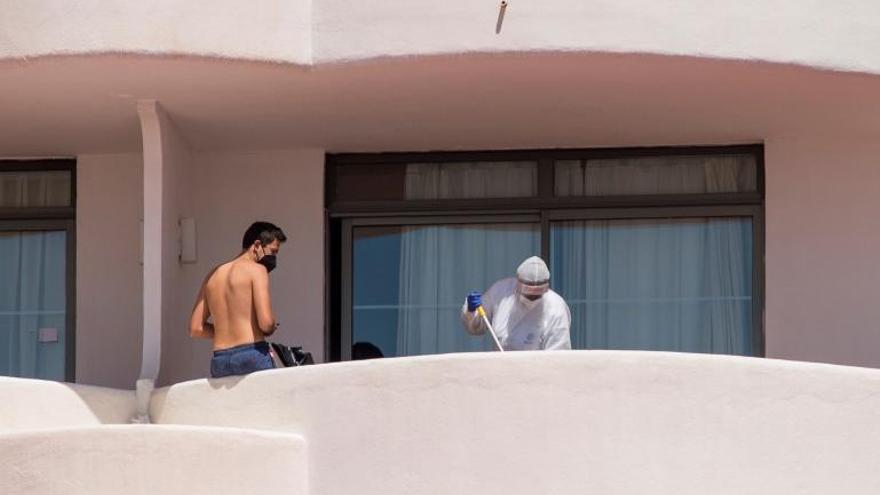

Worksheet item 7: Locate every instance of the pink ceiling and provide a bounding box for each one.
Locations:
[0,52,878,156]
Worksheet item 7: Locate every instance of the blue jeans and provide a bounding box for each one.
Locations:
[210,342,275,378]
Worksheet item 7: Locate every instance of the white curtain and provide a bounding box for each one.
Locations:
[555,155,757,196]
[0,171,71,207]
[0,231,67,379]
[553,218,752,354]
[552,154,754,355]
[396,224,539,355]
[405,162,537,199]
[395,162,539,356]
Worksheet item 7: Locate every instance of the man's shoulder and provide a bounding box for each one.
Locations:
[231,259,268,281]
[208,259,263,284]
[203,262,227,284]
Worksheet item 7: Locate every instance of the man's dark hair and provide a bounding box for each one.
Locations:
[242,221,287,249]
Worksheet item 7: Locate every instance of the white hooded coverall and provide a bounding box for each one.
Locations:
[461,277,572,351]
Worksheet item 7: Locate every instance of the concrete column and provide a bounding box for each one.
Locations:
[136,100,194,396]
[136,100,163,385]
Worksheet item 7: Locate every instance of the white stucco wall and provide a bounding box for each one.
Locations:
[3,352,880,493]
[0,377,135,433]
[150,351,880,494]
[76,153,143,388]
[155,106,195,386]
[0,0,311,64]
[765,134,880,368]
[312,0,880,74]
[3,1,880,76]
[0,425,307,495]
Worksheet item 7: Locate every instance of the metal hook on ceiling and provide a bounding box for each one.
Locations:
[496,1,508,34]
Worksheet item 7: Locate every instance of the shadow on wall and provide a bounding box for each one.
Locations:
[61,383,137,424]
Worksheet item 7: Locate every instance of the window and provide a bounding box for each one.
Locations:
[0,160,76,381]
[0,170,72,207]
[327,147,763,361]
[554,154,757,196]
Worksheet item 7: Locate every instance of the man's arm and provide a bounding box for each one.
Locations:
[252,266,277,336]
[461,281,504,335]
[542,325,571,350]
[461,309,486,335]
[189,282,215,339]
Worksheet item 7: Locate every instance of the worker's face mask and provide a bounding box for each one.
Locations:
[518,294,540,309]
[517,281,548,307]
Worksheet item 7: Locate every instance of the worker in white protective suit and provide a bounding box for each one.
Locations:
[461,256,572,351]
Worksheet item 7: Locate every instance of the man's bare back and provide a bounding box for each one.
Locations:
[190,239,280,351]
[191,222,286,378]
[206,259,272,349]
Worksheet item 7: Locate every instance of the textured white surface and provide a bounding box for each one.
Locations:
[2,1,880,76]
[0,425,307,495]
[312,0,880,73]
[765,135,880,369]
[0,0,311,64]
[0,378,136,433]
[151,351,880,494]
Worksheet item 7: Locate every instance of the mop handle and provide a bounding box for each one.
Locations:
[477,306,505,352]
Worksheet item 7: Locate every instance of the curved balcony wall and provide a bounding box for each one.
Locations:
[0,377,136,433]
[3,353,880,493]
[2,1,880,75]
[150,351,880,494]
[0,425,307,495]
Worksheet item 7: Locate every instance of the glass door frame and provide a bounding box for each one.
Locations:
[0,219,77,381]
[340,214,541,360]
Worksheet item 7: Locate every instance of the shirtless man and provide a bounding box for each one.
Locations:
[189,221,287,378]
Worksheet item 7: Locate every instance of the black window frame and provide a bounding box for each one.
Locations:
[326,145,764,361]
[0,159,77,381]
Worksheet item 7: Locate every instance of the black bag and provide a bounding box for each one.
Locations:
[269,342,315,367]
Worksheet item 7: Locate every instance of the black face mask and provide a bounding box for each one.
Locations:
[258,255,277,273]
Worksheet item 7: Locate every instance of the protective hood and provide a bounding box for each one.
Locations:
[516,256,550,296]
